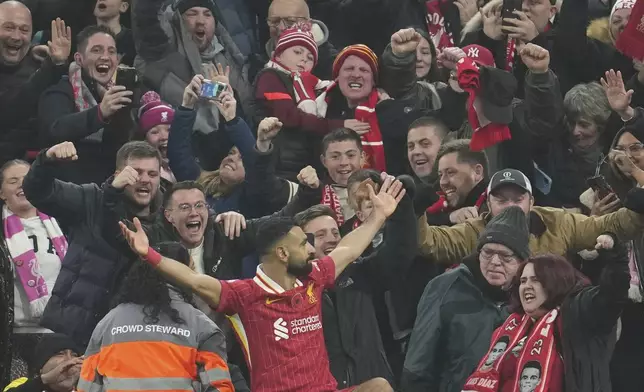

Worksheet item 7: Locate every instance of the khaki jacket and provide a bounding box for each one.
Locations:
[418,206,644,264]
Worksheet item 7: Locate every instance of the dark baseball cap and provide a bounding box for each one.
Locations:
[487,169,533,195]
[479,66,517,125]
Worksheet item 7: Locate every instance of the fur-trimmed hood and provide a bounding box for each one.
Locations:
[587,17,612,45]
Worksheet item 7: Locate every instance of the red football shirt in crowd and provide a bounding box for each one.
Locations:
[217,256,340,392]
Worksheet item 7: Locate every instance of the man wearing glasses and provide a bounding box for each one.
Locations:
[262,0,337,79]
[403,206,530,391]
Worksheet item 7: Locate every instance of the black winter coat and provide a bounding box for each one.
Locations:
[325,193,417,388]
[38,74,136,185]
[21,150,163,346]
[0,53,66,162]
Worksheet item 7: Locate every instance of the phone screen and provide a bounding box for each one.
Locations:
[587,176,613,199]
[501,0,521,27]
[116,67,137,90]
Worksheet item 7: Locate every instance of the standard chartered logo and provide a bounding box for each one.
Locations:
[273,318,289,341]
[273,315,322,341]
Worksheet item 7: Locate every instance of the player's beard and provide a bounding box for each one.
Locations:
[286,256,314,277]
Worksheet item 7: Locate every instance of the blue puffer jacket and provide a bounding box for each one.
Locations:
[213,0,259,61]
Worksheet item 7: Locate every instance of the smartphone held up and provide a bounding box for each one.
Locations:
[200,79,228,100]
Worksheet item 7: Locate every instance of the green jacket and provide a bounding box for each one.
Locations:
[418,206,644,264]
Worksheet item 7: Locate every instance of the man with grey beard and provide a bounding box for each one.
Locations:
[0,1,71,161]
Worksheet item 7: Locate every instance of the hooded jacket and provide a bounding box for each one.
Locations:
[21,150,164,346]
[132,0,252,135]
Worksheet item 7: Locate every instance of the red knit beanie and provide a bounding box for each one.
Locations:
[273,28,319,66]
[138,91,175,134]
[332,44,379,81]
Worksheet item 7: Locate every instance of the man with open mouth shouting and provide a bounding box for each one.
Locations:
[21,140,164,348]
[38,25,138,185]
[131,0,253,149]
[0,2,72,164]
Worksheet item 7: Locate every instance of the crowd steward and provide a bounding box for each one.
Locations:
[3,0,644,391]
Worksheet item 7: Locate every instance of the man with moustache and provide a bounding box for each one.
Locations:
[38,25,136,184]
[117,175,405,392]
[0,1,71,162]
[22,140,164,346]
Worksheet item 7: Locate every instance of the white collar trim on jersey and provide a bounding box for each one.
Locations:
[254,265,303,294]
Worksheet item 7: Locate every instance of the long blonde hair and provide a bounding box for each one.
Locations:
[197,170,236,198]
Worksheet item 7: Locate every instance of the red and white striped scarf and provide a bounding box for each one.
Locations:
[355,90,386,172]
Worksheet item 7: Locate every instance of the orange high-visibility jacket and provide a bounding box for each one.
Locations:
[77,294,233,392]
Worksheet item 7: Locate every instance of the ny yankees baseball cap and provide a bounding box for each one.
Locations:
[487,169,533,196]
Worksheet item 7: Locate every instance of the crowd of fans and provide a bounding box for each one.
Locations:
[1,0,644,391]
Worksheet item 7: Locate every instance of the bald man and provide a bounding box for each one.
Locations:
[0,1,32,66]
[255,0,336,79]
[0,3,71,159]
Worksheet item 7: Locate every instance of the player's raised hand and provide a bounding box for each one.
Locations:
[119,217,150,258]
[369,173,405,218]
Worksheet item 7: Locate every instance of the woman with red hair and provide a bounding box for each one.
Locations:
[463,234,630,392]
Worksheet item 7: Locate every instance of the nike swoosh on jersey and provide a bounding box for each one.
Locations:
[266,297,284,305]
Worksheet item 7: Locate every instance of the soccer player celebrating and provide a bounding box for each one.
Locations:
[119,174,404,392]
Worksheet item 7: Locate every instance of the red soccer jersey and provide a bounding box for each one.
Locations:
[217,256,338,392]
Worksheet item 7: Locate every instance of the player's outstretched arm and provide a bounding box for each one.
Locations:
[328,174,405,279]
[119,218,223,308]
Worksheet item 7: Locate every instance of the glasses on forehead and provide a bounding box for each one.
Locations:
[266,16,310,28]
[612,142,644,157]
[480,247,517,263]
[167,201,207,214]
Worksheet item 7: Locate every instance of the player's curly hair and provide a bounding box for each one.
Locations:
[111,242,194,324]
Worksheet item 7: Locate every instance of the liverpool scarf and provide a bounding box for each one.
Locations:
[3,205,68,317]
[425,0,456,50]
[321,184,345,226]
[456,57,511,151]
[355,90,386,172]
[462,308,560,392]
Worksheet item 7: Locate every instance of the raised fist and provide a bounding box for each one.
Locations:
[297,166,320,189]
[46,142,78,161]
[112,166,139,189]
[391,28,422,55]
[519,43,550,74]
[257,117,283,152]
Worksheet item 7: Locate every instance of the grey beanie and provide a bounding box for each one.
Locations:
[477,206,530,260]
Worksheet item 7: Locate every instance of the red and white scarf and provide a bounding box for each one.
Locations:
[462,309,560,392]
[355,90,386,172]
[456,57,511,151]
[265,60,334,117]
[69,61,107,142]
[3,205,67,318]
[425,0,456,51]
[322,184,345,226]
